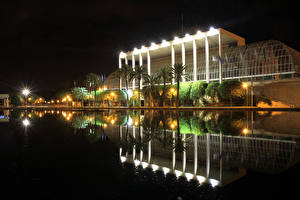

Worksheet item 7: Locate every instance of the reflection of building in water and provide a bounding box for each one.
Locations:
[116,125,297,186]
[0,94,9,107]
[0,110,10,123]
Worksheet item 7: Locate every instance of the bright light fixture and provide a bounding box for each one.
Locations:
[161,39,170,47]
[150,42,158,50]
[22,88,30,96]
[120,51,126,58]
[22,118,30,127]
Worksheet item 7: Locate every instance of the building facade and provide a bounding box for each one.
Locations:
[105,28,300,90]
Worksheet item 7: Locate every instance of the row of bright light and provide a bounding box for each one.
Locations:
[120,27,219,58]
[120,156,219,187]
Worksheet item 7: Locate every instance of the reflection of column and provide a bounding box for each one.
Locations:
[206,133,210,178]
[172,131,176,170]
[119,125,123,157]
[183,134,186,172]
[148,139,151,163]
[140,126,143,162]
[219,132,223,185]
[194,134,198,175]
[218,31,223,83]
[139,53,143,89]
[133,126,136,160]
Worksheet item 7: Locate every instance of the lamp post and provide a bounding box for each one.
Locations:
[22,88,30,107]
[242,83,248,107]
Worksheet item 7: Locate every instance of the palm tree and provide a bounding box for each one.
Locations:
[143,74,159,107]
[158,66,172,106]
[85,73,100,106]
[172,63,187,107]
[71,87,88,107]
[130,65,148,107]
[121,64,133,107]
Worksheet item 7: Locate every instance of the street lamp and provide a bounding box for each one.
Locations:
[242,83,249,106]
[22,88,30,106]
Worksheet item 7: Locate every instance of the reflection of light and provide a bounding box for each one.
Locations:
[141,162,149,169]
[134,120,139,126]
[162,167,170,175]
[134,160,140,166]
[196,176,206,184]
[127,117,133,126]
[119,51,126,58]
[111,119,115,124]
[185,172,194,181]
[209,179,219,187]
[170,123,175,129]
[174,170,183,177]
[22,118,30,127]
[242,128,248,135]
[151,164,159,171]
[66,116,70,120]
[120,156,127,163]
[103,124,108,128]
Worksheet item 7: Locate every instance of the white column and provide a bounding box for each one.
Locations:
[147,50,151,76]
[205,34,210,83]
[139,53,143,89]
[194,134,198,175]
[182,43,186,82]
[125,56,128,65]
[219,133,223,185]
[132,55,135,90]
[171,45,175,84]
[206,133,210,178]
[218,30,222,83]
[119,56,122,89]
[193,40,197,81]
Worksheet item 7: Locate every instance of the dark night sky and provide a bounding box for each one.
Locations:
[0,0,299,97]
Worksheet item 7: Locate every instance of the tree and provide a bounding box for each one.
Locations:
[157,66,172,106]
[190,81,208,106]
[71,87,88,107]
[218,80,245,106]
[130,65,148,107]
[143,74,159,107]
[10,94,21,106]
[171,63,187,107]
[205,82,220,104]
[84,73,102,106]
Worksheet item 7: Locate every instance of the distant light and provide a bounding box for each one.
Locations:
[133,47,140,55]
[22,89,30,96]
[209,179,219,187]
[127,89,133,98]
[207,27,219,36]
[22,118,30,127]
[242,128,248,135]
[185,172,194,181]
[161,39,170,47]
[150,42,158,50]
[173,36,181,44]
[242,82,248,88]
[134,160,141,166]
[141,45,147,53]
[196,30,205,39]
[120,156,127,163]
[120,51,126,58]
[141,162,149,169]
[174,170,183,177]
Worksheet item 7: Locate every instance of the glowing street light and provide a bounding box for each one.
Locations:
[22,118,30,127]
[22,88,30,106]
[242,82,248,89]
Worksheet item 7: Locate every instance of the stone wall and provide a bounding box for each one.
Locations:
[254,78,300,108]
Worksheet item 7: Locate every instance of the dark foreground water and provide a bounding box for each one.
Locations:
[0,109,299,199]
